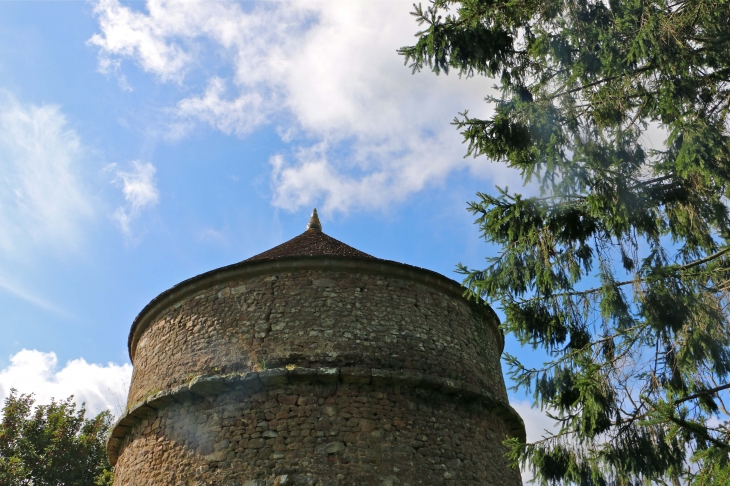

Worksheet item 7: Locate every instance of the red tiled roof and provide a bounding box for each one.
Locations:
[245,229,374,261]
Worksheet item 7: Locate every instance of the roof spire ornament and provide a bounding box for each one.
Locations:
[306,208,322,233]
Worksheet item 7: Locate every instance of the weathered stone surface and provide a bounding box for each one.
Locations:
[169,384,194,402]
[110,426,131,438]
[340,367,370,385]
[460,382,482,400]
[222,372,248,389]
[240,372,263,391]
[391,370,422,388]
[189,375,228,396]
[112,252,523,485]
[288,367,318,383]
[106,437,122,464]
[315,441,345,455]
[317,367,339,384]
[112,383,523,485]
[371,368,391,385]
[258,368,289,387]
[116,411,138,428]
[420,374,445,390]
[107,366,527,461]
[440,378,460,395]
[128,402,155,420]
[145,390,176,409]
[127,269,506,406]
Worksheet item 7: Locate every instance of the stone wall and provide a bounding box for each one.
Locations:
[113,258,523,485]
[128,262,505,407]
[113,381,522,486]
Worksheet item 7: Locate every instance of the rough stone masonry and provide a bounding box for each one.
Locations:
[109,210,525,485]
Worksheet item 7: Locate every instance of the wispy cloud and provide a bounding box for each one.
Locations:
[0,349,132,418]
[0,93,93,255]
[0,275,68,316]
[111,160,159,235]
[89,0,521,214]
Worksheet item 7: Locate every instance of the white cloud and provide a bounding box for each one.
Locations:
[512,399,560,442]
[111,160,159,234]
[90,0,522,213]
[511,400,561,484]
[0,349,132,418]
[0,94,93,255]
[176,77,268,137]
[88,0,193,82]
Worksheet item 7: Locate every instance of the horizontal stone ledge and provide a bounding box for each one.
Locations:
[107,367,525,465]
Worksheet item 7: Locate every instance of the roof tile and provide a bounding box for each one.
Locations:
[245,230,374,261]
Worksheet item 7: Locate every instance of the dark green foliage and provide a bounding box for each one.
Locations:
[401,0,730,483]
[0,390,114,486]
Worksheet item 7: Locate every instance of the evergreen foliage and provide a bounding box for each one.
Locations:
[400,0,730,483]
[0,390,114,486]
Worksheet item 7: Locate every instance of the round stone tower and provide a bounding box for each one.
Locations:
[108,210,525,485]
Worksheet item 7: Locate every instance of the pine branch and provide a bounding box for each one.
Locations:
[547,66,655,101]
[680,246,730,270]
[675,383,730,405]
[541,246,730,299]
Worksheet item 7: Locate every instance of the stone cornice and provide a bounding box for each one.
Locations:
[107,367,526,466]
[128,256,503,362]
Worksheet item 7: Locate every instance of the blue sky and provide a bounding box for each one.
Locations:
[0,1,549,447]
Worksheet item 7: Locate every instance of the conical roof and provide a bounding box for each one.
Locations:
[128,208,505,363]
[245,209,374,261]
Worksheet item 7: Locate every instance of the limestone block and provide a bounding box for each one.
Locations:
[288,367,318,383]
[189,375,228,396]
[391,371,422,388]
[340,367,371,385]
[110,425,131,438]
[317,367,339,383]
[258,368,289,387]
[116,411,138,428]
[371,368,392,385]
[315,441,345,454]
[145,390,176,409]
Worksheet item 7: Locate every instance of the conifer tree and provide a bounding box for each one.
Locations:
[400,0,730,483]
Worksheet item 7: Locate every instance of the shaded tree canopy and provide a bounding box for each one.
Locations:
[0,390,114,486]
[400,0,730,484]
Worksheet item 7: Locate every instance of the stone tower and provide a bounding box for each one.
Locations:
[108,210,525,485]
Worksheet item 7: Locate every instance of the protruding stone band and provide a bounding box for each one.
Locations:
[107,366,526,466]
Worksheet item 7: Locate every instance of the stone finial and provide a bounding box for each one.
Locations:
[306,208,322,232]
